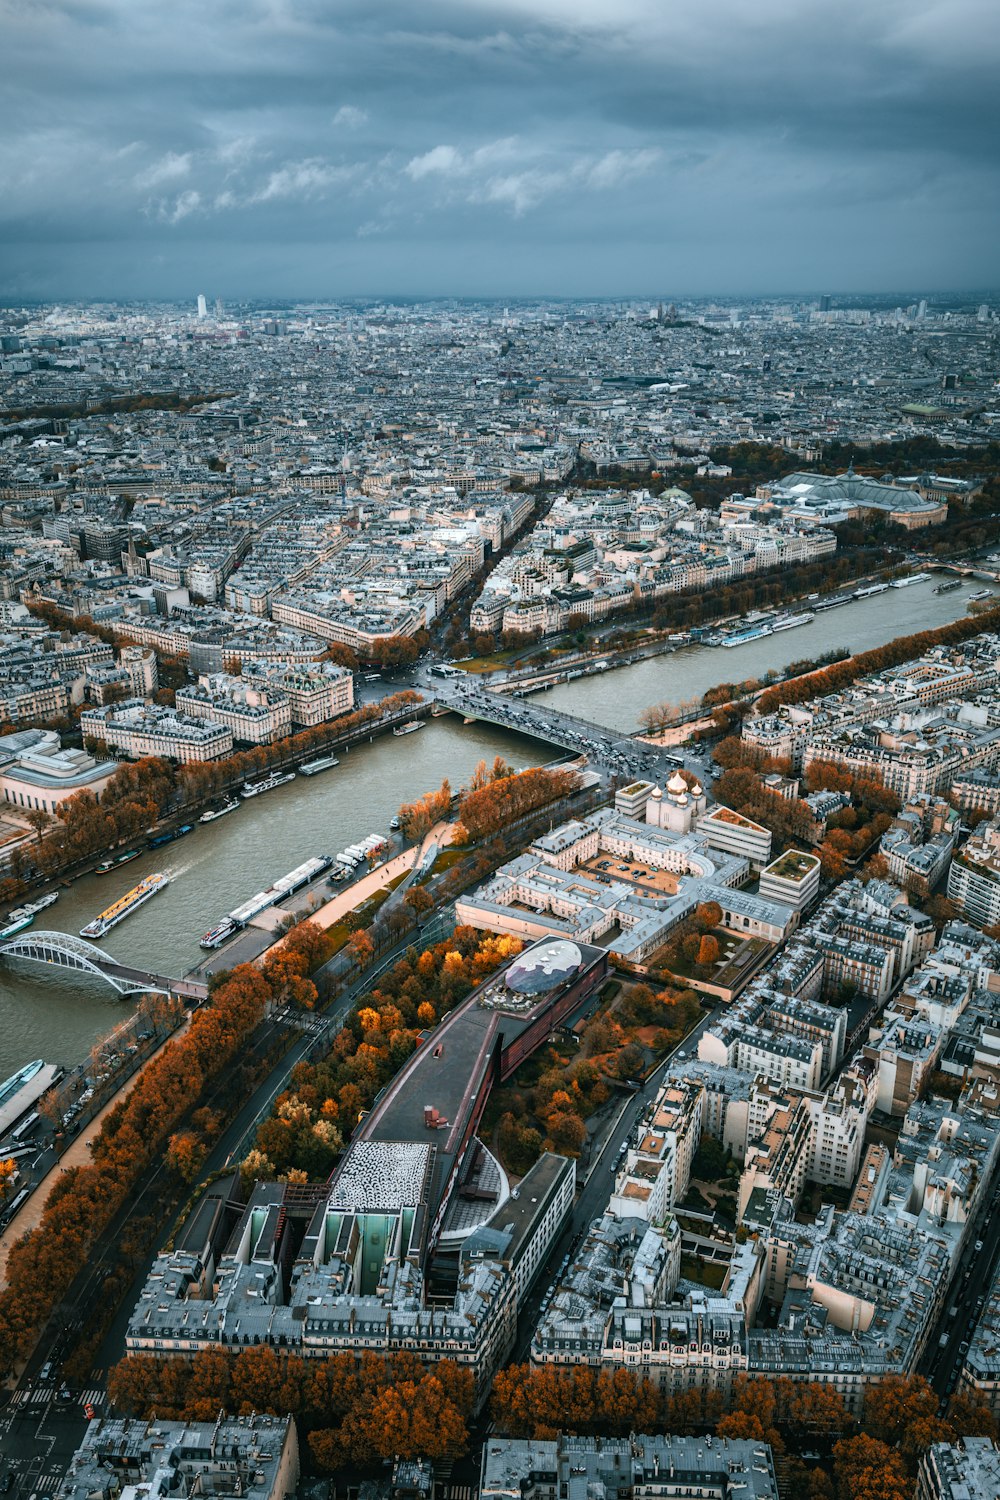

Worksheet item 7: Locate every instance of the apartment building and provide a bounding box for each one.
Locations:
[57,1415,299,1500]
[245,660,353,726]
[808,1063,877,1189]
[959,1254,1000,1417]
[864,1014,945,1116]
[176,675,293,745]
[480,1435,779,1500]
[81,699,233,763]
[952,769,1000,818]
[948,819,1000,930]
[731,1027,824,1093]
[917,1439,1000,1500]
[738,1087,815,1222]
[609,1078,704,1223]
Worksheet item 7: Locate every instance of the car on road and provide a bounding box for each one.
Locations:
[39,1361,52,1381]
[2,1472,13,1493]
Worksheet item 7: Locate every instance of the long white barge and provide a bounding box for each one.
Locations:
[200,855,333,949]
[80,873,171,939]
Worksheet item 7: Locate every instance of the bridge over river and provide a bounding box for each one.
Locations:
[432,679,696,780]
[0,929,208,1002]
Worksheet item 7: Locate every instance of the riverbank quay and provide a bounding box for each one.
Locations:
[0,716,558,1081]
[460,544,932,692]
[0,999,189,1260]
[193,820,456,978]
[0,908,359,1386]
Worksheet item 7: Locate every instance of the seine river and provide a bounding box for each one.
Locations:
[0,718,555,1080]
[0,575,987,1080]
[544,575,986,731]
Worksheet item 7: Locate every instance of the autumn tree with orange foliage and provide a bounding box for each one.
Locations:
[861,1375,953,1472]
[262,928,320,1010]
[697,934,721,967]
[945,1389,997,1440]
[108,1349,474,1469]
[398,779,452,839]
[458,765,579,840]
[346,929,375,969]
[0,1157,16,1204]
[491,1364,725,1440]
[832,1434,910,1500]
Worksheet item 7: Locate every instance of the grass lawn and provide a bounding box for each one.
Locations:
[358,872,408,916]
[321,923,351,955]
[428,847,470,875]
[319,870,412,955]
[455,650,521,674]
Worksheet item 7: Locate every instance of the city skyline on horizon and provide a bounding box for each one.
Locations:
[3,288,1000,308]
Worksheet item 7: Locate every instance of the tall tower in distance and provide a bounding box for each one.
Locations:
[819,294,831,312]
[197,293,207,319]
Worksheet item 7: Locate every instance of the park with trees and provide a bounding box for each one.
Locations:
[396,759,579,845]
[484,975,703,1178]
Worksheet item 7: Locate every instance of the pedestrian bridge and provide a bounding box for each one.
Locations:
[0,929,207,1001]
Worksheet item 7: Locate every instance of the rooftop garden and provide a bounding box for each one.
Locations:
[661,927,769,991]
[766,849,821,880]
[709,805,765,829]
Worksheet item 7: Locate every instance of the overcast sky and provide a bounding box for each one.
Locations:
[2,0,998,300]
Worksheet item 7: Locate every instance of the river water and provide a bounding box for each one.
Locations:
[0,576,987,1080]
[544,576,985,732]
[0,718,554,1080]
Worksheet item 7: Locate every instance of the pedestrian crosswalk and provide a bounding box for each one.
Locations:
[14,1384,104,1408]
[434,1478,473,1500]
[28,1469,67,1496]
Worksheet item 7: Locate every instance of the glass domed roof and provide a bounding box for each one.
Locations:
[506,938,584,995]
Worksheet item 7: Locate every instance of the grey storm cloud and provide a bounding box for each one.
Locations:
[0,0,997,297]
